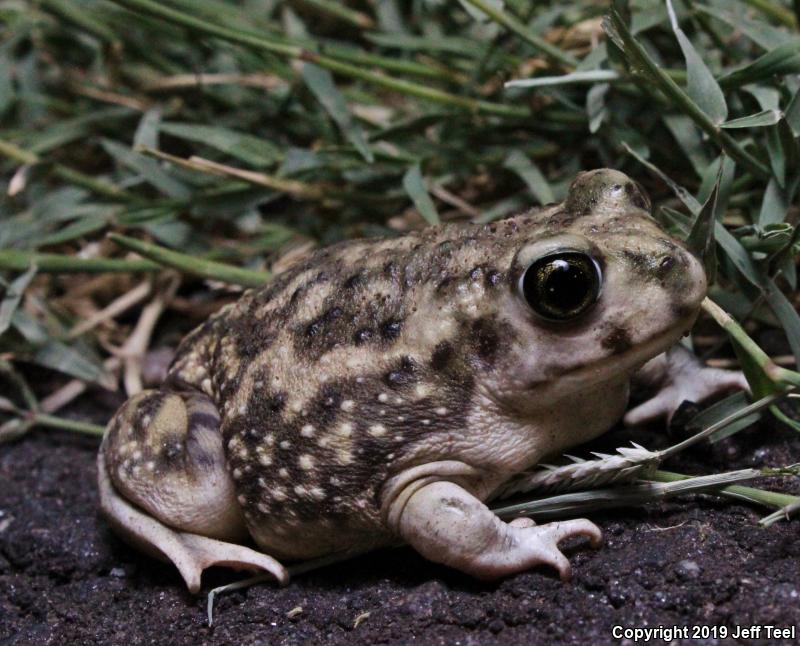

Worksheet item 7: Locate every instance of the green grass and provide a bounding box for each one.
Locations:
[1,1,799,518]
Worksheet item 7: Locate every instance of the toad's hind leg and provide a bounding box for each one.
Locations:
[99,388,288,593]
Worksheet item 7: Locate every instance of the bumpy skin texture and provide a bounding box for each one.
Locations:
[100,169,736,592]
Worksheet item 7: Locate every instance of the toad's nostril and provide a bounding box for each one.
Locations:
[659,255,675,273]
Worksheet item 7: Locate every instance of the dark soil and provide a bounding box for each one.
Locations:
[1,397,799,645]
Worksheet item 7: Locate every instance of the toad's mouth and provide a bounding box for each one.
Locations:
[524,313,699,403]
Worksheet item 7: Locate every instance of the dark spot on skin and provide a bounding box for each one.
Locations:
[660,238,680,252]
[161,434,185,464]
[625,182,650,210]
[470,318,500,363]
[185,428,220,470]
[305,306,343,337]
[621,250,652,278]
[485,270,502,287]
[384,262,399,280]
[469,267,483,282]
[547,210,577,229]
[671,299,696,320]
[187,411,219,432]
[385,356,417,387]
[343,272,364,289]
[381,319,403,341]
[267,392,286,413]
[602,326,632,354]
[354,328,373,344]
[441,497,471,514]
[436,276,454,293]
[431,342,455,371]
[305,320,322,337]
[130,392,167,440]
[321,386,342,409]
[231,312,277,359]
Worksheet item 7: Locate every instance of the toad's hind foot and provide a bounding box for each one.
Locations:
[99,387,288,592]
[98,450,288,593]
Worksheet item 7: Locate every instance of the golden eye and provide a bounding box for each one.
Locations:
[519,252,602,321]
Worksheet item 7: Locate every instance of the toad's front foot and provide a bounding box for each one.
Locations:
[625,345,748,426]
[474,516,603,581]
[392,479,601,581]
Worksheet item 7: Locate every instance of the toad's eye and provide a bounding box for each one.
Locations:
[519,252,601,321]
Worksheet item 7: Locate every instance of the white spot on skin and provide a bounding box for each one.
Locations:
[337,423,353,438]
[330,476,341,486]
[378,393,388,403]
[414,384,431,399]
[318,436,330,448]
[299,454,314,470]
[237,494,247,505]
[294,485,307,496]
[369,424,387,437]
[233,468,242,479]
[238,405,247,415]
[272,487,287,501]
[336,449,352,465]
[310,487,326,500]
[422,419,431,425]
[280,440,291,449]
[264,434,275,446]
[132,449,142,460]
[257,503,269,513]
[341,399,355,412]
[435,407,448,416]
[301,424,315,437]
[279,468,289,478]
[258,454,272,467]
[395,397,403,405]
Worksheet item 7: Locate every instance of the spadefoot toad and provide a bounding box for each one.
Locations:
[98,169,745,592]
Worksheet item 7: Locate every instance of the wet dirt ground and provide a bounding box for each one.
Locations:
[1,396,799,645]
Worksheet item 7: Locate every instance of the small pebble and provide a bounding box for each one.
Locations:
[675,559,700,580]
